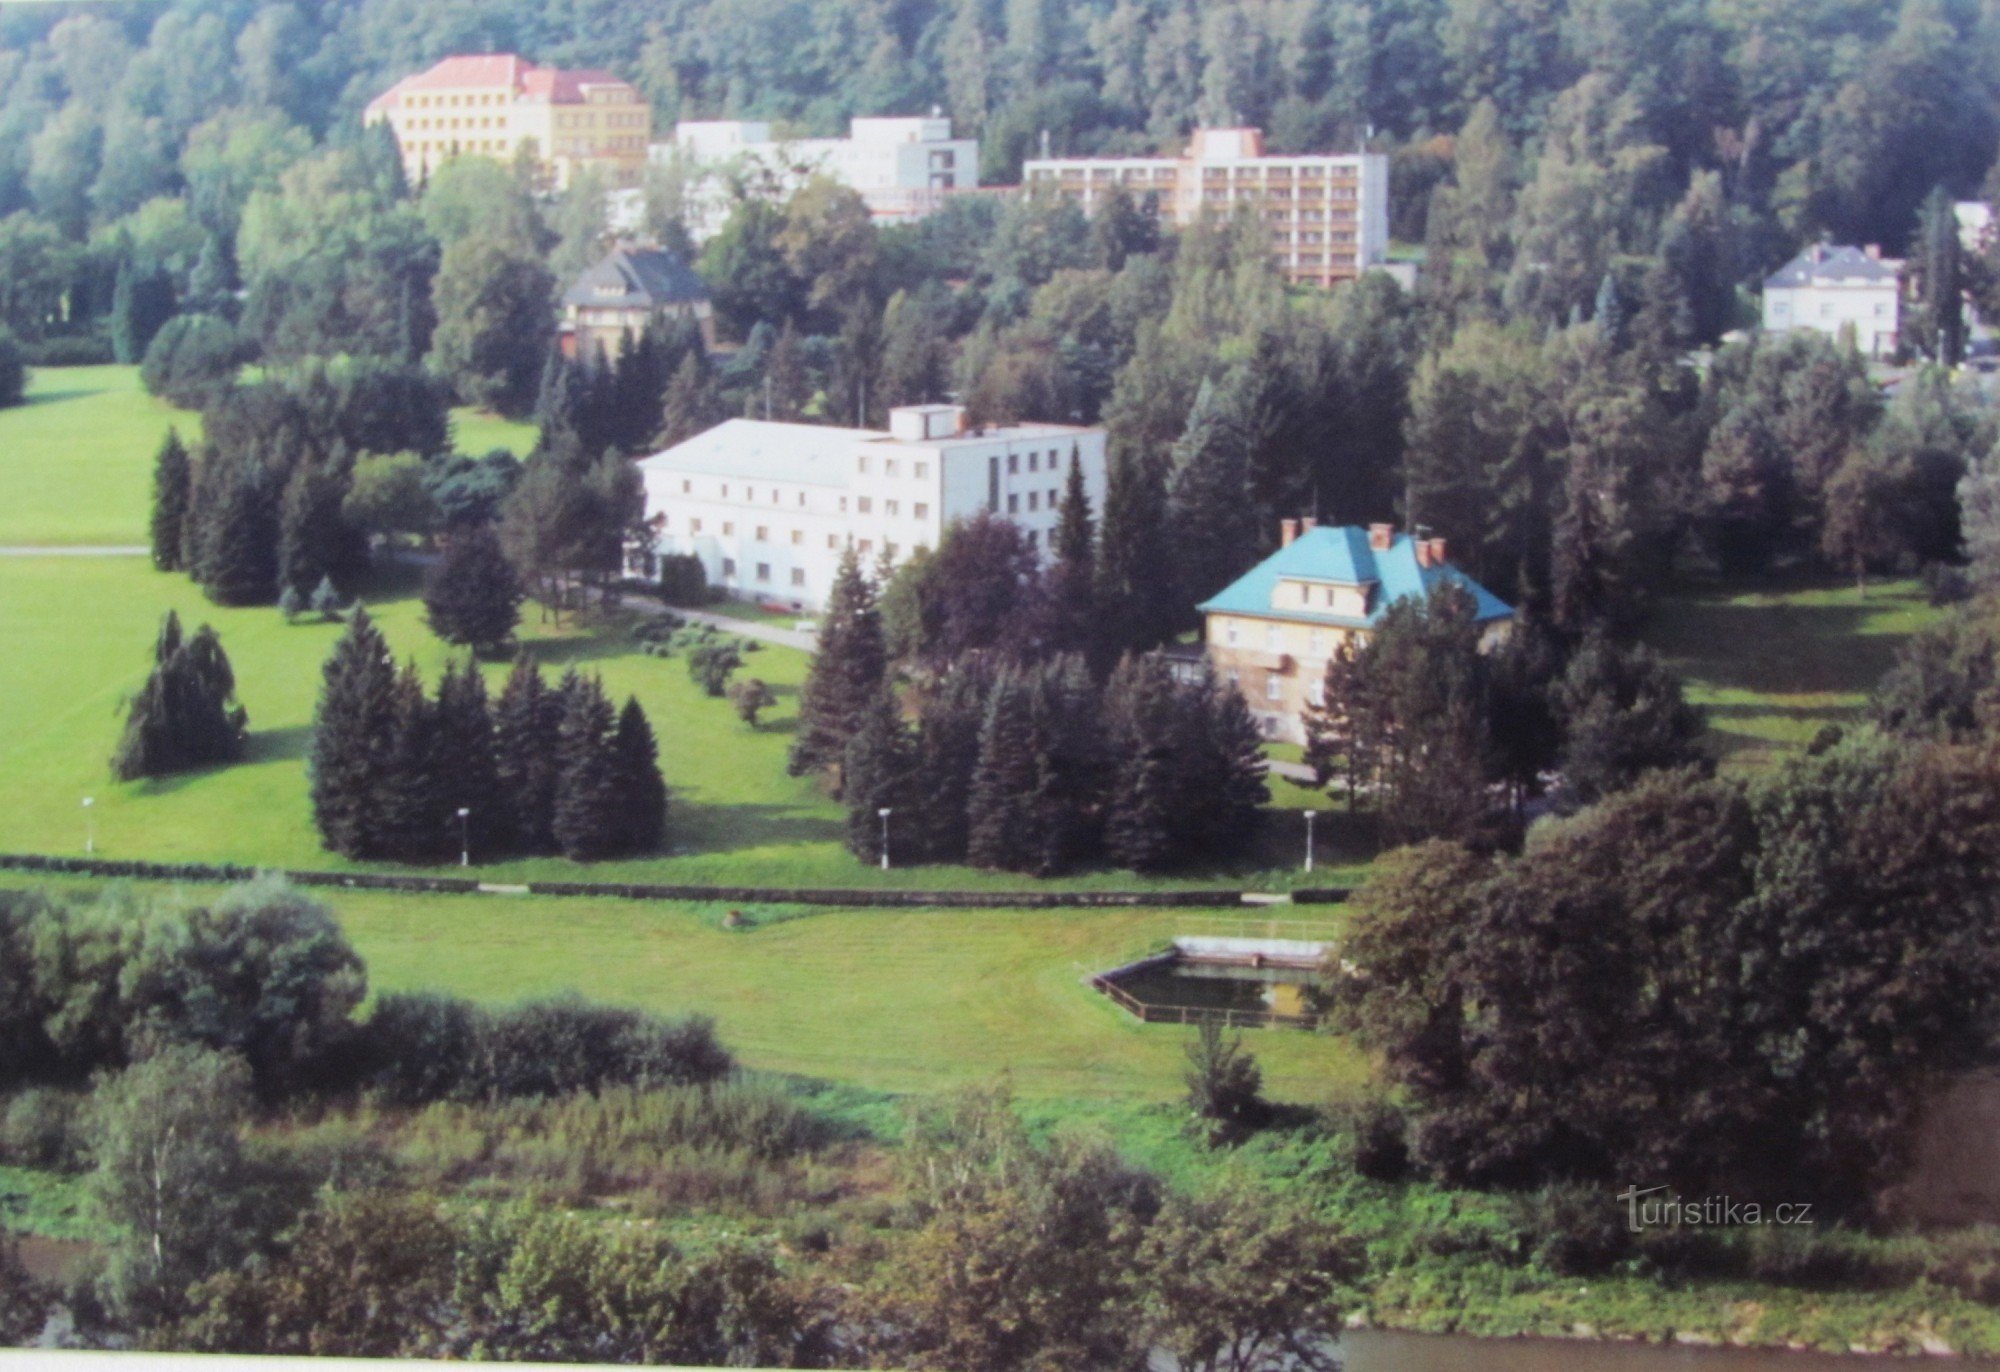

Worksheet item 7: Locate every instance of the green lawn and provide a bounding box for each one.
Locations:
[1647,577,1944,770]
[0,366,199,547]
[449,405,539,458]
[0,553,1359,889]
[326,888,1365,1101]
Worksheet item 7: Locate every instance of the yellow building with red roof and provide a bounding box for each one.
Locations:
[364,54,650,190]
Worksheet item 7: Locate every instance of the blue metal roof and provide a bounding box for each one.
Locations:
[1195,526,1514,627]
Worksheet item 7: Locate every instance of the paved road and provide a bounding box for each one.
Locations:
[0,545,149,556]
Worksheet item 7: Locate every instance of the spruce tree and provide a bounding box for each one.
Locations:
[1189,670,1270,858]
[789,548,886,788]
[1166,378,1259,615]
[1096,448,1178,654]
[966,672,1041,872]
[277,459,363,602]
[149,430,192,573]
[377,661,446,860]
[494,653,563,853]
[658,352,720,447]
[192,464,280,606]
[912,656,996,861]
[1046,447,1101,664]
[553,673,622,861]
[1103,655,1187,873]
[612,696,670,854]
[423,524,524,653]
[842,686,919,864]
[762,320,811,421]
[111,614,249,780]
[434,659,503,859]
[309,608,400,858]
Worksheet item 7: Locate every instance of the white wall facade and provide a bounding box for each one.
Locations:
[635,406,1107,613]
[1763,281,1901,358]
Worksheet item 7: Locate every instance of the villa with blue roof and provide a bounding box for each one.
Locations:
[1196,519,1514,742]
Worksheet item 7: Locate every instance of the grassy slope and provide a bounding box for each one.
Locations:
[0,366,199,547]
[0,553,1367,889]
[1647,577,1944,770]
[448,406,539,459]
[330,888,1366,1100]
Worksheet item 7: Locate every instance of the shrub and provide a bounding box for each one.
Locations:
[1183,1021,1265,1145]
[140,313,245,407]
[23,332,112,367]
[688,638,744,697]
[658,553,713,606]
[1519,1182,1633,1277]
[0,1088,85,1170]
[0,327,28,407]
[1324,1096,1410,1181]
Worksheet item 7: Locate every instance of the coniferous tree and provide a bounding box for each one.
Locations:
[842,686,920,864]
[1023,655,1108,875]
[760,320,812,421]
[1189,669,1270,857]
[612,696,669,854]
[434,659,503,860]
[1097,449,1178,654]
[911,655,997,861]
[658,352,721,447]
[191,463,280,606]
[789,548,885,788]
[309,609,399,858]
[377,662,446,860]
[149,430,193,573]
[423,524,524,653]
[553,673,622,860]
[494,653,563,853]
[1046,447,1101,664]
[966,671,1041,872]
[277,458,363,602]
[111,261,176,365]
[1103,655,1187,873]
[112,614,249,780]
[1167,379,1259,617]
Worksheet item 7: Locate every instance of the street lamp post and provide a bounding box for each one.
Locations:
[456,807,471,868]
[1303,809,1317,873]
[878,807,893,872]
[82,797,95,856]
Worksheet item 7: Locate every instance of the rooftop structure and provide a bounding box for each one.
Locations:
[1198,520,1513,742]
[633,404,1106,613]
[364,54,651,190]
[1021,127,1389,289]
[1761,243,1903,359]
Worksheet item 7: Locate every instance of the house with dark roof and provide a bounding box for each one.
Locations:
[562,244,714,360]
[1761,243,1903,359]
[1196,520,1513,742]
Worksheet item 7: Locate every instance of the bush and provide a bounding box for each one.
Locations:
[22,332,112,367]
[1183,1021,1265,1145]
[140,313,246,407]
[1324,1096,1410,1181]
[0,1088,85,1170]
[658,553,713,606]
[1519,1182,1633,1277]
[688,638,744,697]
[1922,561,1974,607]
[0,327,25,408]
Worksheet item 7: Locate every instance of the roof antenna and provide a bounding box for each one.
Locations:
[1039,128,1051,159]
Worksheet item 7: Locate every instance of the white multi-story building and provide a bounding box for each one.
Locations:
[1761,244,1904,358]
[1022,128,1390,288]
[633,405,1106,613]
[658,116,981,241]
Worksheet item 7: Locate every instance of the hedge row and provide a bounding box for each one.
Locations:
[1289,887,1355,904]
[0,854,1256,909]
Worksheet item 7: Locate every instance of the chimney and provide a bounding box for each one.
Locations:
[1280,518,1300,548]
[1428,537,1448,566]
[1299,516,1318,535]
[1368,522,1394,551]
[1864,243,1882,262]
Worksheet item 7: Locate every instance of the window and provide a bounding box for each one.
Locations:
[857,497,873,514]
[1309,629,1325,656]
[1028,452,1039,472]
[1027,493,1040,512]
[723,522,735,536]
[791,568,805,587]
[827,534,840,549]
[791,530,804,546]
[721,484,730,498]
[1027,529,1038,548]
[722,558,736,577]
[1007,494,1019,513]
[797,492,806,506]
[915,502,930,520]
[885,541,898,559]
[1265,675,1283,702]
[690,518,703,534]
[858,539,874,555]
[681,478,692,494]
[839,496,849,513]
[1008,453,1020,474]
[756,526,769,541]
[772,488,781,504]
[988,456,1000,511]
[916,462,929,479]
[885,459,899,477]
[1265,625,1281,651]
[858,456,871,474]
[756,563,771,581]
[1308,679,1326,707]
[1225,621,1240,646]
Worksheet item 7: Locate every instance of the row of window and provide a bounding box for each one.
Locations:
[667,514,932,541]
[1221,621,1343,656]
[401,115,506,132]
[403,91,510,109]
[854,455,932,478]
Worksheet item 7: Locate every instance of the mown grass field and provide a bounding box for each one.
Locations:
[1646,577,1944,770]
[0,366,198,547]
[329,888,1366,1100]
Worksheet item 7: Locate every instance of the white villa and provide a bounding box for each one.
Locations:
[633,405,1107,613]
[1761,243,1903,358]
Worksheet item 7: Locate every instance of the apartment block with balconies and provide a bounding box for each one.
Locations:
[1021,128,1389,288]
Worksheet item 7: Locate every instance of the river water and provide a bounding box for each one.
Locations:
[1343,1329,1999,1370]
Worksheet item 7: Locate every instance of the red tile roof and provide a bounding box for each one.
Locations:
[368,54,637,112]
